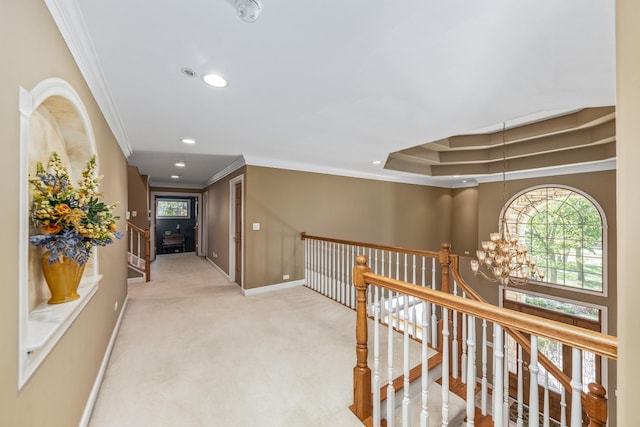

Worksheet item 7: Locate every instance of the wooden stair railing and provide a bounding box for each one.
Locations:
[126,221,151,282]
[352,253,617,427]
[445,245,608,424]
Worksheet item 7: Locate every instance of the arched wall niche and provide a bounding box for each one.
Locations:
[18,77,102,389]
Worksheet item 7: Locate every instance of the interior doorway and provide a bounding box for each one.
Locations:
[229,175,244,288]
[149,191,203,260]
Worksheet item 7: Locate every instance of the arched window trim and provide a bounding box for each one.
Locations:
[499,184,608,297]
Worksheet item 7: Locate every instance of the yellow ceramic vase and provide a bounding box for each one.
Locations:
[41,252,86,304]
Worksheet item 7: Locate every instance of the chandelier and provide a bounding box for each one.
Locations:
[469,123,545,286]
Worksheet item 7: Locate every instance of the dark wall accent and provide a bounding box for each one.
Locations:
[155,196,196,253]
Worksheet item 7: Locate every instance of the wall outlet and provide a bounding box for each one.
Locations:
[464,250,470,255]
[212,251,217,258]
[283,274,290,280]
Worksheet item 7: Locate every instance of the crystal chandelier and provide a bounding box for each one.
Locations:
[469,123,545,286]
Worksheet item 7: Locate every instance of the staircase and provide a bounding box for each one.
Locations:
[126,221,151,282]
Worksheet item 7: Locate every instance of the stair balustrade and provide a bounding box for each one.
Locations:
[300,234,616,427]
[126,221,150,282]
[353,254,616,427]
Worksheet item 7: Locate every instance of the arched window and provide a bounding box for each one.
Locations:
[503,186,606,293]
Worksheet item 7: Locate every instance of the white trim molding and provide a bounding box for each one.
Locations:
[79,295,129,427]
[242,279,305,296]
[44,0,133,158]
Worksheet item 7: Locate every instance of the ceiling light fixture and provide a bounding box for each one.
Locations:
[175,161,186,167]
[181,138,196,144]
[171,175,180,179]
[470,123,544,286]
[235,0,262,23]
[372,160,382,165]
[202,73,228,88]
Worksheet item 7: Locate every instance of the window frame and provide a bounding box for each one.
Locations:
[156,198,191,219]
[501,185,608,296]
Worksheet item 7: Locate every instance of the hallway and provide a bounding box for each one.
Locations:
[89,253,363,427]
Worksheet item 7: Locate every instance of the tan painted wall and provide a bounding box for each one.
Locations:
[243,166,453,289]
[0,1,128,425]
[451,187,479,256]
[616,0,639,424]
[127,166,149,230]
[204,167,246,274]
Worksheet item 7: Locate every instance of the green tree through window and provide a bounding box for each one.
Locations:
[504,187,604,292]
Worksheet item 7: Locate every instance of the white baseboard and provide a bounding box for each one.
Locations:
[127,276,146,284]
[242,279,305,296]
[78,295,129,427]
[206,257,230,281]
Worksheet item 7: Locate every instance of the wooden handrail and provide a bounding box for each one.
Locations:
[361,267,617,359]
[127,221,147,234]
[300,232,440,259]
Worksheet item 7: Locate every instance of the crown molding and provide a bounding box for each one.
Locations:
[45,0,133,158]
[206,157,247,187]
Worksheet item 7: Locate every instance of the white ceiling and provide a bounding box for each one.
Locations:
[47,0,616,188]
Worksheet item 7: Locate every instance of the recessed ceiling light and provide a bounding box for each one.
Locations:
[462,180,468,183]
[181,138,196,144]
[372,160,382,165]
[171,175,180,179]
[175,161,186,167]
[202,73,228,88]
[453,175,461,178]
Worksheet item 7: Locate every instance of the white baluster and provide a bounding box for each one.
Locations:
[136,231,140,258]
[430,259,437,347]
[503,335,510,424]
[411,254,417,337]
[320,241,325,296]
[461,310,467,384]
[481,320,488,415]
[529,337,540,427]
[543,371,550,427]
[330,242,335,300]
[373,286,381,427]
[442,308,450,427]
[367,248,372,313]
[380,251,386,321]
[402,292,411,426]
[420,299,430,427]
[395,253,400,330]
[452,282,459,379]
[351,245,356,309]
[494,324,504,427]
[340,243,345,305]
[466,315,476,426]
[570,348,583,427]
[560,387,567,427]
[517,345,524,427]
[387,298,396,427]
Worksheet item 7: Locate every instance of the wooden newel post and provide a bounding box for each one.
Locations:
[585,382,608,427]
[439,242,452,294]
[351,255,372,421]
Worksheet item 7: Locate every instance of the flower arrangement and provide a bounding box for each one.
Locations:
[29,152,123,265]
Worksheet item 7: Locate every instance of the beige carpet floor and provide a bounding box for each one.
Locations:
[89,253,422,427]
